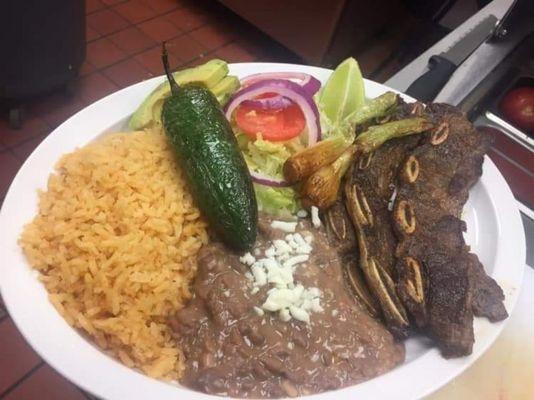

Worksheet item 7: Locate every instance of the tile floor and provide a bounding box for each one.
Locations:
[0,0,303,201]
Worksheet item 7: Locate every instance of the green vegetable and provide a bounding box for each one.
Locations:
[212,75,241,106]
[234,130,303,216]
[355,117,433,153]
[130,59,232,131]
[160,46,257,250]
[346,91,399,127]
[318,58,365,128]
[254,185,299,217]
[237,135,303,177]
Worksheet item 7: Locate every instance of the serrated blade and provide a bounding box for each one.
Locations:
[440,15,498,66]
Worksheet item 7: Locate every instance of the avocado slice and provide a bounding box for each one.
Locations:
[129,59,229,130]
[213,75,241,106]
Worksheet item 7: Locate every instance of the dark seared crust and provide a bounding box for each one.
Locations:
[344,104,424,336]
[392,103,507,357]
[323,201,383,318]
[398,215,474,356]
[324,199,358,256]
[424,251,474,357]
[469,254,508,322]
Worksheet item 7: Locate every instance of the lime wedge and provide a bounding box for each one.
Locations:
[319,58,365,127]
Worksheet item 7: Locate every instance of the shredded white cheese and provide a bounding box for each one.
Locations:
[289,305,310,323]
[251,264,267,286]
[279,308,291,322]
[239,222,323,324]
[270,220,297,232]
[283,255,309,268]
[297,209,308,218]
[311,206,321,228]
[239,252,256,266]
[388,188,398,211]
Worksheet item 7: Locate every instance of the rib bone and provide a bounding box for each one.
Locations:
[344,258,381,317]
[394,200,416,234]
[404,257,424,303]
[346,184,374,227]
[358,151,374,170]
[430,122,449,145]
[368,257,409,332]
[403,155,419,183]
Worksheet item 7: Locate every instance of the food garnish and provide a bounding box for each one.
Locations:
[270,220,297,232]
[211,75,241,105]
[301,145,357,209]
[346,91,399,127]
[278,59,431,211]
[241,229,323,324]
[317,57,365,127]
[129,59,239,130]
[354,117,433,152]
[234,96,306,141]
[283,90,417,175]
[160,44,257,250]
[310,206,321,228]
[225,78,321,146]
[225,77,323,213]
[240,71,321,96]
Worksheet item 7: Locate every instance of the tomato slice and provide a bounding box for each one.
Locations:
[234,99,306,142]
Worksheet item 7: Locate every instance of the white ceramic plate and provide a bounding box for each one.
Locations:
[0,63,526,400]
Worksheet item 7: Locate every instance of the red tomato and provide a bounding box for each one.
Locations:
[499,87,534,132]
[234,101,306,142]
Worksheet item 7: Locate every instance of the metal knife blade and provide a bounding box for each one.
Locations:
[440,14,498,66]
[405,14,499,102]
[436,0,534,106]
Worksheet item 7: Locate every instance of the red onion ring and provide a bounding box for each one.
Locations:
[241,96,293,110]
[249,170,293,188]
[240,72,321,96]
[225,78,321,187]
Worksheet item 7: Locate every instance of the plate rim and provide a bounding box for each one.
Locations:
[0,62,526,400]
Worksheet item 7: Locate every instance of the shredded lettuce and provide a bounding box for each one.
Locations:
[234,129,303,215]
[254,184,299,217]
[233,57,366,217]
[237,132,305,179]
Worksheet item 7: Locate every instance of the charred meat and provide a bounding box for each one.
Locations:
[324,200,381,318]
[392,104,507,357]
[342,105,425,335]
[469,254,508,322]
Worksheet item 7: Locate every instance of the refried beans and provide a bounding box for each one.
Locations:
[170,214,404,398]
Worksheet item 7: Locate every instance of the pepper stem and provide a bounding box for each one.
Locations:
[161,42,179,94]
